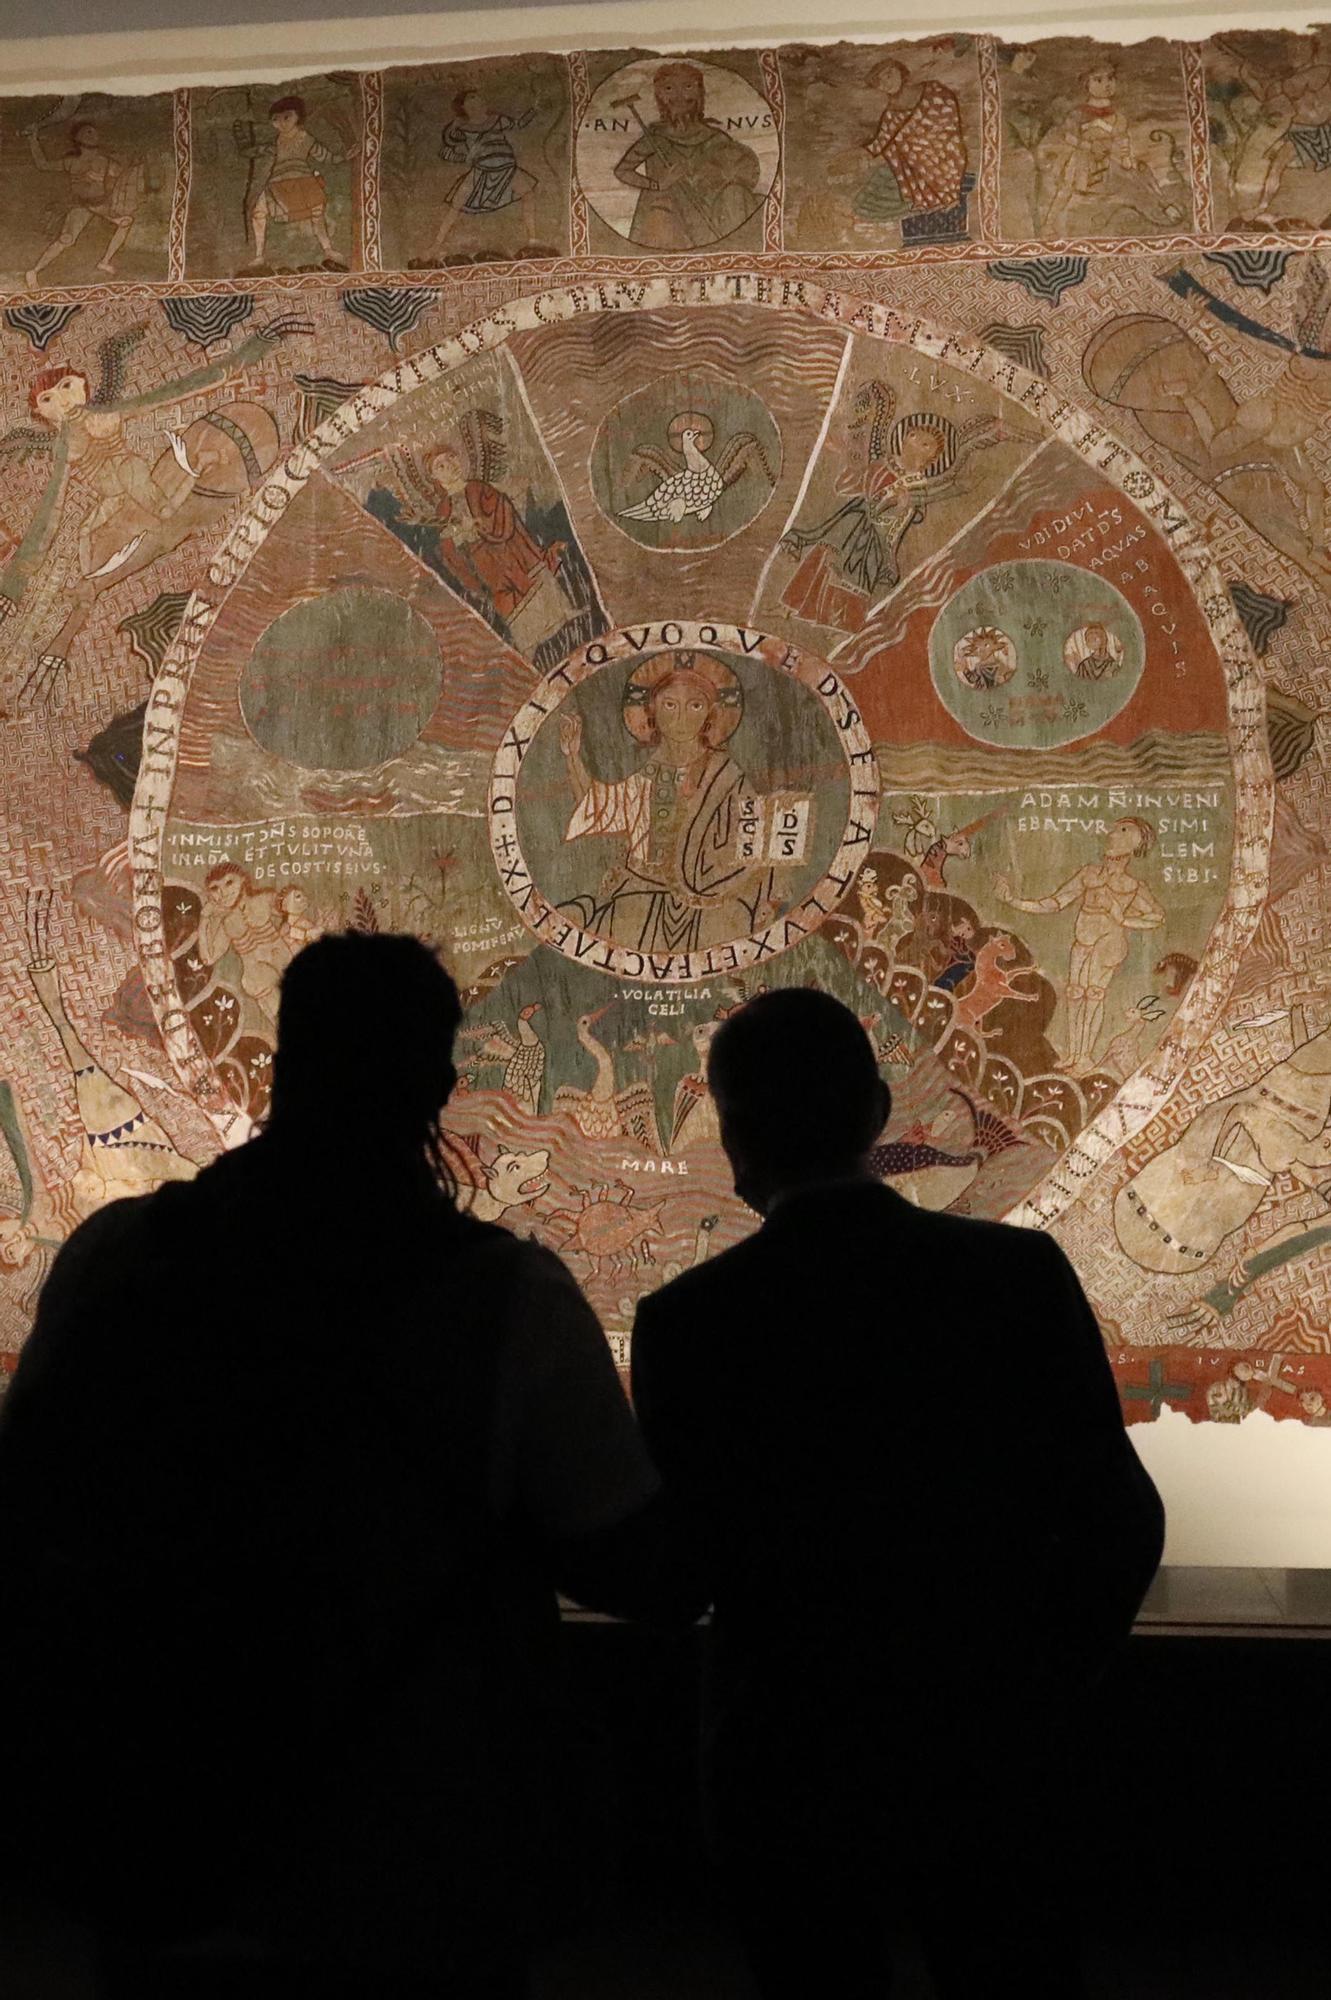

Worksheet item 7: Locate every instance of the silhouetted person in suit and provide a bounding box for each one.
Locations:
[0,934,698,2000]
[632,986,1165,2000]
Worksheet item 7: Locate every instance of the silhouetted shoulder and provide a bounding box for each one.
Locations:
[634,1218,770,1330]
[898,1201,1066,1270]
[23,1191,159,1319]
[48,1189,158,1264]
[635,1182,1081,1354]
[474,1219,659,1539]
[1,1193,179,1422]
[451,1210,583,1290]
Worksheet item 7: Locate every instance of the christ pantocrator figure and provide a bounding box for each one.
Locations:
[557,651,801,956]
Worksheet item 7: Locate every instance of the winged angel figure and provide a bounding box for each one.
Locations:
[0,311,311,708]
[369,405,581,659]
[618,411,776,527]
[780,379,1028,632]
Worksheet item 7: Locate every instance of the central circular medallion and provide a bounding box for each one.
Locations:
[487,620,878,981]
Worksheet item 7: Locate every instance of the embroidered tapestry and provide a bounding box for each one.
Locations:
[1,32,1329,1427]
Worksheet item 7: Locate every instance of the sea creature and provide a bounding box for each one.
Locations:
[443,1134,550,1224]
[544,1180,666,1280]
[870,1088,1024,1211]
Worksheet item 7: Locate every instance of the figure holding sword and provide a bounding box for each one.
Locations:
[611,62,762,249]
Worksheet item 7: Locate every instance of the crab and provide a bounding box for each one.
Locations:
[543,1180,666,1280]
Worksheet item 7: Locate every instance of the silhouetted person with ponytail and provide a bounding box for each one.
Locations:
[633,986,1164,2000]
[0,934,697,1999]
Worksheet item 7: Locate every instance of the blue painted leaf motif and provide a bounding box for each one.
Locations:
[986,257,1089,306]
[116,592,193,677]
[293,372,366,441]
[342,287,441,351]
[1228,582,1292,658]
[979,321,1048,375]
[160,294,256,347]
[1203,248,1296,296]
[4,302,83,352]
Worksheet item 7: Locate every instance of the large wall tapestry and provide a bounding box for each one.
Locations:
[1,32,1330,1427]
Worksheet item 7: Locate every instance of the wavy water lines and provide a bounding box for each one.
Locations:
[198,738,488,824]
[348,490,545,666]
[749,331,854,622]
[501,342,612,635]
[872,731,1231,796]
[510,307,847,406]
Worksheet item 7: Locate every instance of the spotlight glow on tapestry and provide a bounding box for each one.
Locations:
[1,32,1329,1427]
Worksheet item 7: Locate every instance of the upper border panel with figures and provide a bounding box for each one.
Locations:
[6,35,1331,294]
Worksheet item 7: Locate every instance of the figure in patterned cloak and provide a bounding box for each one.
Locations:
[781,386,1016,633]
[557,651,783,955]
[237,94,352,274]
[0,314,308,707]
[852,54,968,227]
[612,62,762,250]
[415,87,539,263]
[23,117,147,286]
[995,816,1165,1072]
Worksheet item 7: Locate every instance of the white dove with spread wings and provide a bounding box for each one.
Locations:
[619,411,776,525]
